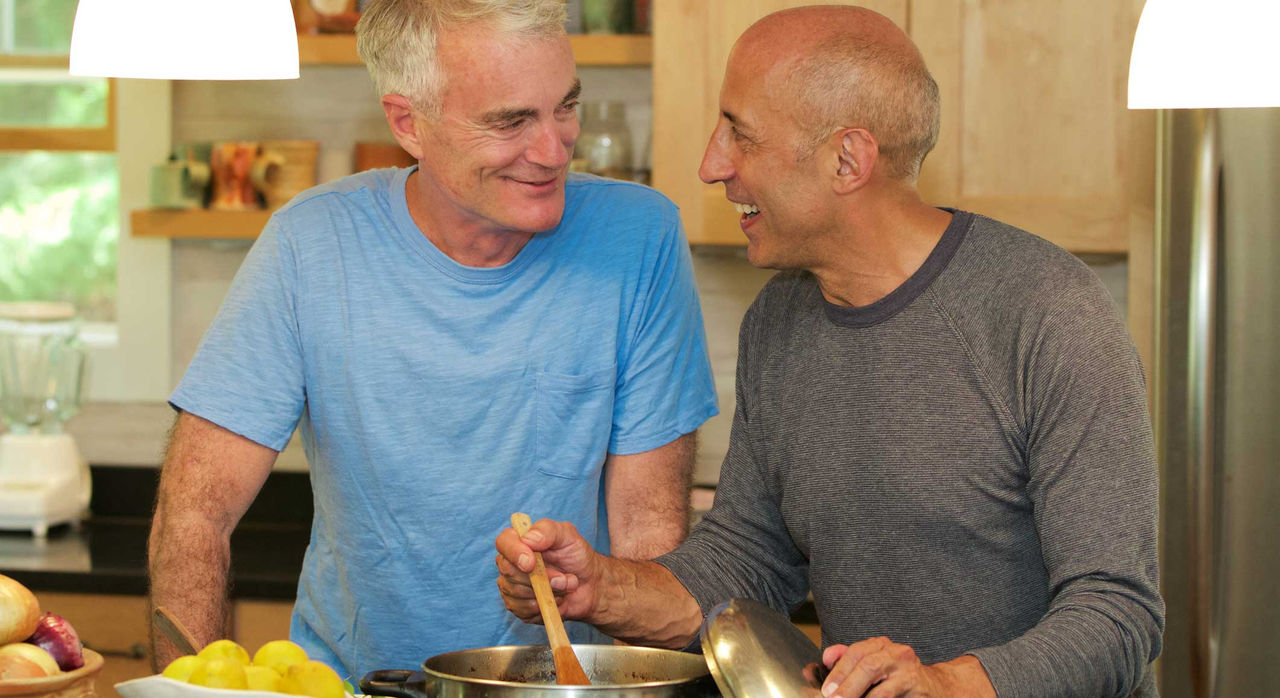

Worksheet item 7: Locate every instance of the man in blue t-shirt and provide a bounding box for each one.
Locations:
[147,0,717,681]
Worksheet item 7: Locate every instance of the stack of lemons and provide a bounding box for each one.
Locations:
[162,639,346,698]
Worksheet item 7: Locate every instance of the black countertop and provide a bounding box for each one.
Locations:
[0,519,309,599]
[0,465,310,599]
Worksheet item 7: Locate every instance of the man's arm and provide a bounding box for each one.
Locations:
[147,411,278,669]
[603,432,696,560]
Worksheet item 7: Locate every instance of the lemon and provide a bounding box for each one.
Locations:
[187,656,248,689]
[196,639,251,666]
[278,659,345,698]
[245,664,283,692]
[160,655,204,682]
[252,639,310,674]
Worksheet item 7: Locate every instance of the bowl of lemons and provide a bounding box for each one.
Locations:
[116,639,355,698]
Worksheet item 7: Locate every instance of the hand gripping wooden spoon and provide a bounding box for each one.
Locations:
[510,513,592,686]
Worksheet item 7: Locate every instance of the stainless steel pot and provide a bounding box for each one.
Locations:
[360,644,720,697]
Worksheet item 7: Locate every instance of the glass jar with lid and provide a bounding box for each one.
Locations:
[574,101,633,181]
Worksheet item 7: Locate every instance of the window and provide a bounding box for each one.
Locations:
[1,0,118,321]
[1,0,170,404]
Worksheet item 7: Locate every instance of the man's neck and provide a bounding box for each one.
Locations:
[405,169,534,268]
[810,187,953,308]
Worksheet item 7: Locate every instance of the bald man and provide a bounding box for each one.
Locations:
[496,6,1163,697]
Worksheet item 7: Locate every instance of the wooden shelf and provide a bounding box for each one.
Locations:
[131,209,271,240]
[297,33,652,66]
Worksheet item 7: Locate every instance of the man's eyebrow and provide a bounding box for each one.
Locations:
[480,106,538,125]
[479,79,583,125]
[722,109,751,133]
[561,79,582,105]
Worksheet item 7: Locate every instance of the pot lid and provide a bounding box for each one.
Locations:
[699,598,827,698]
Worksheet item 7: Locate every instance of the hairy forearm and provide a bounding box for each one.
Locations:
[590,556,703,649]
[147,511,233,668]
[146,413,277,669]
[606,433,696,560]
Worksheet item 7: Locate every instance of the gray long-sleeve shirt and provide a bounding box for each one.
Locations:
[658,210,1164,697]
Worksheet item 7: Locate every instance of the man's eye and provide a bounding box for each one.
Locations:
[730,126,748,141]
[499,119,525,131]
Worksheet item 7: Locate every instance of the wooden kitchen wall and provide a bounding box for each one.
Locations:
[652,0,1155,378]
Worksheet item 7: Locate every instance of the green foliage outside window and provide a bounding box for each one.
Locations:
[2,0,79,54]
[1,0,118,322]
[0,153,117,321]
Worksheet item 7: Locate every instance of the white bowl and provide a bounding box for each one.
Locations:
[115,675,360,698]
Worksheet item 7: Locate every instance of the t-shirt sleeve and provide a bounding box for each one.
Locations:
[607,203,718,455]
[657,301,810,618]
[968,282,1164,697]
[168,215,306,451]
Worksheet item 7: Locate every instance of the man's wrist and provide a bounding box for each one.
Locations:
[935,655,996,698]
[591,557,703,649]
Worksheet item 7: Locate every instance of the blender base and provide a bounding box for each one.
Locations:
[0,433,92,538]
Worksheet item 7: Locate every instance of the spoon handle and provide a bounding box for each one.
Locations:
[152,605,200,656]
[511,513,591,686]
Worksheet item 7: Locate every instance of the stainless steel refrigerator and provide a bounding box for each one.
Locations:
[1154,108,1280,697]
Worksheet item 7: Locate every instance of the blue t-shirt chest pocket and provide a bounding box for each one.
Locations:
[535,367,617,479]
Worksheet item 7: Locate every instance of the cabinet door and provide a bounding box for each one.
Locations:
[37,592,153,698]
[912,0,1153,254]
[652,0,908,245]
[231,599,295,657]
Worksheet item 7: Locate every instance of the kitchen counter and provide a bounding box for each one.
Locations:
[0,465,311,599]
[0,519,308,599]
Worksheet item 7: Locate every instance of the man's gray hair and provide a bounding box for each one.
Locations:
[356,0,567,117]
[789,35,941,181]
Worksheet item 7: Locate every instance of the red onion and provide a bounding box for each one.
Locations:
[25,613,83,671]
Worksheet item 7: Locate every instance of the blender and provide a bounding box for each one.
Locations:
[0,302,91,537]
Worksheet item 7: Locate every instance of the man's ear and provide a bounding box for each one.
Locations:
[381,94,426,161]
[832,127,877,194]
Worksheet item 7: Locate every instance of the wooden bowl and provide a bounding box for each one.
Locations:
[0,649,104,698]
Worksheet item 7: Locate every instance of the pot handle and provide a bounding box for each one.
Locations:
[359,669,429,698]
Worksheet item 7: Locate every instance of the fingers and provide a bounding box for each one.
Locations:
[822,644,848,668]
[820,638,928,698]
[821,636,901,698]
[495,526,536,573]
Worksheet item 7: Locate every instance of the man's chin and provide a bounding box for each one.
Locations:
[508,194,566,233]
[510,208,565,234]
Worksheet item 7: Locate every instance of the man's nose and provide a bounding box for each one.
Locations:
[699,128,733,184]
[528,119,576,169]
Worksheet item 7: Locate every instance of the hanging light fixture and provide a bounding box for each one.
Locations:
[1128,0,1280,108]
[69,0,300,80]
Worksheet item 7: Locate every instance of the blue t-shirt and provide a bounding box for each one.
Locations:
[170,168,718,679]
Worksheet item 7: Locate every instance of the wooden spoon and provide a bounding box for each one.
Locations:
[511,513,592,686]
[152,606,200,656]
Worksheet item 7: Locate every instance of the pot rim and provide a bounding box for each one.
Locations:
[420,643,709,690]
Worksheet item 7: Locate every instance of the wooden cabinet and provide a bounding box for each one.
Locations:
[911,0,1153,256]
[38,593,151,698]
[230,599,295,658]
[652,0,1153,254]
[35,593,295,698]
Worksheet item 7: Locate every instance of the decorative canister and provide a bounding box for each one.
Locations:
[575,101,633,181]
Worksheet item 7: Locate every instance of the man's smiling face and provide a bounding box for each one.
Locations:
[414,24,581,236]
[697,38,834,271]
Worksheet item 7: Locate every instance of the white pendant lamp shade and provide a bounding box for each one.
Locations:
[1129,0,1280,108]
[70,0,300,80]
